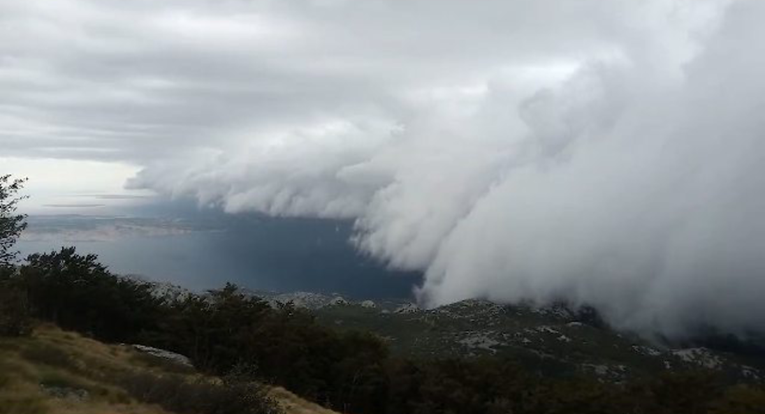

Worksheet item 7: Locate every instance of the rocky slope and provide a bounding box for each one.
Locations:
[310,298,765,382]
[145,283,765,383]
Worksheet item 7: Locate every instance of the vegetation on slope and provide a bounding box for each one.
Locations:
[3,248,765,414]
[0,324,286,414]
[3,176,765,413]
[314,300,765,383]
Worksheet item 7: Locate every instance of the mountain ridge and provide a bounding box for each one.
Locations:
[132,282,765,384]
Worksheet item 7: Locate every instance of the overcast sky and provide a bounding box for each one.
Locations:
[4,0,765,338]
[2,0,714,195]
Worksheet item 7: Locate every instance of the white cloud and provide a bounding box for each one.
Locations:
[5,0,765,338]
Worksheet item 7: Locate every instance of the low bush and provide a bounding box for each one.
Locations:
[0,279,31,337]
[120,371,282,414]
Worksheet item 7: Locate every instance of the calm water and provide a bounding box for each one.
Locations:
[17,216,421,299]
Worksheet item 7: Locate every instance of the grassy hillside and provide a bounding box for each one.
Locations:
[0,324,335,414]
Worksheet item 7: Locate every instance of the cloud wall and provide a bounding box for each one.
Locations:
[132,0,765,337]
[4,0,764,337]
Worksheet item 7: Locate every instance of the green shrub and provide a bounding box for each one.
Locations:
[0,280,31,337]
[120,371,282,414]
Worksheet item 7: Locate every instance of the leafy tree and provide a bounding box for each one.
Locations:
[158,284,272,371]
[0,174,27,266]
[19,247,165,341]
[0,272,31,337]
[0,175,30,336]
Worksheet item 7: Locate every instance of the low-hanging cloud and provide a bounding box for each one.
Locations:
[5,0,765,338]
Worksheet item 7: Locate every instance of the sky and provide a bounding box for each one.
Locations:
[3,0,765,339]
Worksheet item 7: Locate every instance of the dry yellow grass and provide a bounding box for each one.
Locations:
[269,387,341,414]
[0,324,172,414]
[0,324,339,414]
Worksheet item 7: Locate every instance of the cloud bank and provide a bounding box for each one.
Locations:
[5,0,765,337]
